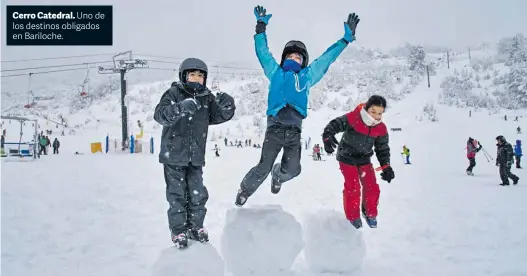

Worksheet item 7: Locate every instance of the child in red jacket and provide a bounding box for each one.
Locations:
[322,95,394,229]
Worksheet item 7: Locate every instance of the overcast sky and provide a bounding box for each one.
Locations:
[1,0,527,97]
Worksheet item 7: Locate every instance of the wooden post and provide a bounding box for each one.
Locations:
[468,47,471,59]
[447,51,450,69]
[427,65,430,88]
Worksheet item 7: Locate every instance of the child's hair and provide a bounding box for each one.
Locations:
[365,95,387,110]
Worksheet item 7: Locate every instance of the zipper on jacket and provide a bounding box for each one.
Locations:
[365,126,372,142]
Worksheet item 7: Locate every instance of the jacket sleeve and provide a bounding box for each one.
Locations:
[323,115,349,135]
[306,39,348,87]
[254,33,280,80]
[153,89,186,127]
[374,134,391,167]
[209,93,236,125]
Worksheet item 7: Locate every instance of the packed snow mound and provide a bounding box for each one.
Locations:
[220,205,304,276]
[151,243,224,276]
[303,210,366,274]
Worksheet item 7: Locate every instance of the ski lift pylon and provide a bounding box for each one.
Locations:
[78,63,90,97]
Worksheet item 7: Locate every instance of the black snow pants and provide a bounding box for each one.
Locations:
[516,156,521,168]
[467,157,476,172]
[499,164,519,185]
[163,164,209,235]
[239,125,302,196]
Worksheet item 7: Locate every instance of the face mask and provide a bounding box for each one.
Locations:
[184,81,205,93]
[282,59,302,73]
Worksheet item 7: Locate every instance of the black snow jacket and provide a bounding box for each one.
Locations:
[496,142,514,166]
[154,82,235,166]
[323,104,390,167]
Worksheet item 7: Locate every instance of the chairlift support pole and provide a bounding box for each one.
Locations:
[97,51,148,150]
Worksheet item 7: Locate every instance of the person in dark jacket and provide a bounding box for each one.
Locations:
[52,138,60,154]
[466,137,482,175]
[514,139,522,168]
[322,95,394,229]
[235,5,360,206]
[495,135,519,186]
[153,57,236,248]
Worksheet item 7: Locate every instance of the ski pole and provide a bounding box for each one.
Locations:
[481,147,494,160]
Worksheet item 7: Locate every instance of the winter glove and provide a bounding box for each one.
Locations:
[343,13,360,43]
[254,5,272,25]
[177,98,199,115]
[216,92,234,110]
[322,132,339,154]
[380,166,395,183]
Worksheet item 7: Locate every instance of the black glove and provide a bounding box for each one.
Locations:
[216,92,234,110]
[380,166,395,183]
[178,98,199,115]
[322,132,339,154]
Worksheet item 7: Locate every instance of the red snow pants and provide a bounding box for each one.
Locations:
[339,162,380,220]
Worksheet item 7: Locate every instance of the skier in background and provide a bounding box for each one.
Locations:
[401,145,411,164]
[154,58,236,248]
[235,5,360,206]
[495,135,519,186]
[214,144,220,157]
[514,140,522,169]
[466,137,482,176]
[517,126,521,134]
[322,95,394,229]
[52,138,60,154]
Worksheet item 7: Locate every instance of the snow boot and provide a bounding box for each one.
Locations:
[235,189,249,207]
[171,232,188,249]
[350,218,362,229]
[466,170,474,176]
[188,227,209,243]
[271,177,282,194]
[361,205,378,228]
[513,177,519,185]
[499,183,510,186]
[271,164,283,194]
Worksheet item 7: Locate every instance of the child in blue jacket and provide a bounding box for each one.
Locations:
[514,140,522,168]
[235,5,360,206]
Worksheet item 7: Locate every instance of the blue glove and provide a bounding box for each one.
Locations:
[254,5,272,25]
[343,13,360,43]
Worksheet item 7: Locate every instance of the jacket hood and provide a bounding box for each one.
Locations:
[517,140,522,146]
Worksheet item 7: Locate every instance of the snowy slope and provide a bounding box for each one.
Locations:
[2,80,527,276]
[3,41,527,276]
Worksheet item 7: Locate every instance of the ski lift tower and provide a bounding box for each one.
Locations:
[97,51,148,150]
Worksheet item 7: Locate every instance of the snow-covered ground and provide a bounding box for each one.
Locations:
[2,87,526,275]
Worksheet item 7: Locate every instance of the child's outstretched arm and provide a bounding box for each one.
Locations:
[323,115,350,135]
[374,134,391,167]
[209,92,236,125]
[253,5,279,80]
[306,13,360,86]
[153,89,191,127]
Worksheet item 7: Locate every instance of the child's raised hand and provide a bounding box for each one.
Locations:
[254,5,272,25]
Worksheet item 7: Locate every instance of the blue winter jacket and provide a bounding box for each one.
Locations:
[514,140,522,157]
[254,32,348,118]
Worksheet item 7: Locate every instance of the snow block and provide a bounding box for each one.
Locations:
[303,210,366,274]
[151,243,224,276]
[221,205,304,276]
